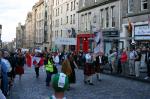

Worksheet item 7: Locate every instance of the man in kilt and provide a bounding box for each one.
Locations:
[84,49,95,85]
[95,52,105,81]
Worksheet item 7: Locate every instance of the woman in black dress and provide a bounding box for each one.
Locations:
[15,49,25,80]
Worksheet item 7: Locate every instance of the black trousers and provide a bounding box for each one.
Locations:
[35,67,39,78]
[147,63,150,77]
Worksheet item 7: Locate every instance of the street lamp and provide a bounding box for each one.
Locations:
[0,24,2,48]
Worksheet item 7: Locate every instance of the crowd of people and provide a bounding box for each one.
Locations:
[107,47,150,79]
[0,46,149,99]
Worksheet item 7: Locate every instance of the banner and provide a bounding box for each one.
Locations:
[55,38,76,45]
[94,31,104,54]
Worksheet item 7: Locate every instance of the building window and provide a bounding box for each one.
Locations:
[61,6,63,14]
[67,3,69,11]
[58,19,59,27]
[58,8,59,16]
[56,9,57,16]
[74,0,76,10]
[55,31,57,38]
[111,6,115,27]
[83,0,85,7]
[61,18,62,25]
[66,16,68,23]
[93,14,96,23]
[73,14,75,24]
[61,30,62,37]
[81,15,84,31]
[141,0,148,10]
[88,12,91,31]
[70,15,72,24]
[128,0,134,13]
[71,2,73,11]
[57,30,58,37]
[85,13,87,31]
[100,9,104,28]
[106,8,109,28]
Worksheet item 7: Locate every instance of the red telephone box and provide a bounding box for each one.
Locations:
[76,33,94,53]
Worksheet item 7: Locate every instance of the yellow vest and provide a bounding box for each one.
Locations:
[45,60,54,72]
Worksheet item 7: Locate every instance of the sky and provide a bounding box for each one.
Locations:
[0,0,39,42]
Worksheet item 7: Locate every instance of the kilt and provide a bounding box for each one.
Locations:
[15,66,24,75]
[84,63,95,76]
[95,63,103,73]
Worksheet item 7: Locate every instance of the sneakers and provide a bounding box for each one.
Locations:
[144,76,149,80]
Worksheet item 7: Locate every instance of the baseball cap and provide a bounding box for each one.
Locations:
[52,73,69,92]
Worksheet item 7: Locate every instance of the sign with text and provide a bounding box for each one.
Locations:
[55,38,77,45]
[134,25,150,36]
[135,36,150,40]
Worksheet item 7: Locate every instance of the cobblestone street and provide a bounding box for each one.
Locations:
[9,66,150,99]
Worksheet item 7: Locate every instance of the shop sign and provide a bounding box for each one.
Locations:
[134,25,150,36]
[55,38,77,45]
[103,31,119,37]
[135,36,150,40]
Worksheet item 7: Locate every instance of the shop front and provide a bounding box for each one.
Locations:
[134,25,150,47]
[76,33,94,53]
[103,30,120,55]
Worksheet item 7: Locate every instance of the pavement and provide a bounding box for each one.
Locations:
[8,66,150,99]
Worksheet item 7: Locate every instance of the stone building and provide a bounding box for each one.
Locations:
[52,0,79,52]
[32,0,47,50]
[78,0,121,54]
[47,0,54,51]
[122,0,150,48]
[25,12,34,48]
[16,23,25,48]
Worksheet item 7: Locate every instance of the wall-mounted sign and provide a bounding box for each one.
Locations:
[55,38,77,45]
[103,30,119,37]
[134,25,150,36]
[135,36,150,40]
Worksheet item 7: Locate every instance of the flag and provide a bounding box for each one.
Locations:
[128,19,132,34]
[94,30,104,54]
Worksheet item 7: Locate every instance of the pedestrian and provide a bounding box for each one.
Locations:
[0,65,6,99]
[61,55,72,89]
[84,49,95,85]
[33,52,44,78]
[95,52,105,81]
[144,47,150,79]
[117,49,122,74]
[134,48,142,77]
[25,51,32,68]
[68,54,78,84]
[108,49,117,73]
[0,50,9,96]
[50,73,69,99]
[44,54,55,87]
[15,48,25,80]
[128,48,136,76]
[120,48,128,75]
[9,52,16,84]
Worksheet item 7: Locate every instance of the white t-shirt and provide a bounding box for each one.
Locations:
[54,55,59,64]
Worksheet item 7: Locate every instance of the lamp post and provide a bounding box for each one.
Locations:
[0,24,2,48]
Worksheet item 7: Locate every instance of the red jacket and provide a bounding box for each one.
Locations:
[121,52,127,63]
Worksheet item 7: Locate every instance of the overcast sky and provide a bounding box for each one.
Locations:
[0,0,39,42]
